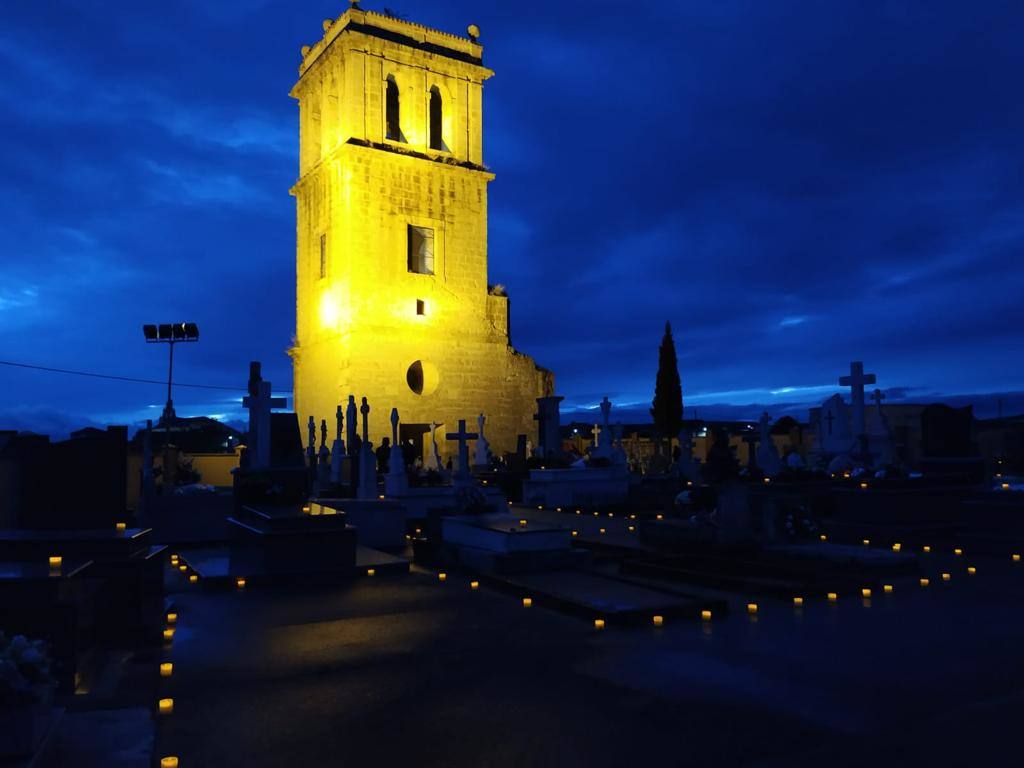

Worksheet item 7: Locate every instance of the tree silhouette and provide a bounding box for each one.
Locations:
[650,321,683,447]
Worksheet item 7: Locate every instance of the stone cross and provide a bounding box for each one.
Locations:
[446,419,478,486]
[872,389,885,409]
[241,362,286,470]
[330,404,346,485]
[600,396,612,440]
[346,395,358,457]
[386,407,408,495]
[306,416,317,466]
[320,419,328,451]
[356,397,376,499]
[839,361,876,436]
[534,396,564,458]
[592,423,602,448]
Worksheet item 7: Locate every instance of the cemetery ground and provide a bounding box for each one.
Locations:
[32,503,1024,768]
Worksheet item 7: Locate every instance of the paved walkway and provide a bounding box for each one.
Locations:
[152,554,1024,767]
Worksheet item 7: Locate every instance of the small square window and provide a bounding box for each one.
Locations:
[407,225,434,275]
[318,233,327,279]
[416,299,425,316]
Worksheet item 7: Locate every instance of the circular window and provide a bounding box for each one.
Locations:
[406,360,439,396]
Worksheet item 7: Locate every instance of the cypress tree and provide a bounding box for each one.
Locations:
[650,321,683,445]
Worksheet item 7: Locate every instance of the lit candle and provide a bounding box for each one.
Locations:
[522,597,532,608]
[575,510,581,515]
[163,628,175,641]
[652,615,664,627]
[594,619,606,630]
[188,574,198,583]
[827,592,838,602]
[366,569,375,577]
[555,507,561,512]
[763,477,771,484]
[891,543,902,552]
[862,539,870,546]
[470,581,479,590]
[572,530,579,537]
[607,512,614,518]
[537,505,543,510]
[954,548,963,556]
[967,566,976,575]
[378,494,385,500]
[793,596,804,607]
[438,572,447,581]
[942,572,951,581]
[166,612,177,624]
[48,555,62,569]
[861,588,871,598]
[519,519,527,526]
[1013,554,1021,562]
[302,506,310,513]
[599,528,606,535]
[883,584,893,594]
[178,564,188,572]
[236,578,246,590]
[161,758,179,768]
[920,578,930,587]
[158,698,174,715]
[700,609,712,621]
[1002,483,1011,491]
[656,514,664,521]
[747,603,758,615]
[923,546,931,553]
[116,522,126,532]
[160,662,173,678]
[819,534,827,542]
[628,526,636,532]
[860,482,869,490]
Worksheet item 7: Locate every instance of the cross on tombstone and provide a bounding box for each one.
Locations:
[592,423,602,448]
[446,419,478,485]
[839,361,876,436]
[306,416,317,466]
[872,389,885,408]
[241,362,286,470]
[346,396,358,457]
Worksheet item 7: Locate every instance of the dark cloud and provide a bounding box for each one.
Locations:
[1,0,1022,432]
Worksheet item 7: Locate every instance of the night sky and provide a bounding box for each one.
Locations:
[2,1,1023,437]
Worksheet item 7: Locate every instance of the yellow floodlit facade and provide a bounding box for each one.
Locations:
[289,7,553,457]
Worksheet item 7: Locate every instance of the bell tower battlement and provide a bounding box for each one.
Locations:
[289,4,553,458]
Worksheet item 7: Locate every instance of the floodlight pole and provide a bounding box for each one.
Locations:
[163,340,176,424]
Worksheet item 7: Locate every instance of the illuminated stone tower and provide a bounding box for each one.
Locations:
[290,4,553,459]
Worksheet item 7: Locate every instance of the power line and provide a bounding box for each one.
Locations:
[0,359,244,392]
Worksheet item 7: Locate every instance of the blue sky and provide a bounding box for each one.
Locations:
[1,1,1023,437]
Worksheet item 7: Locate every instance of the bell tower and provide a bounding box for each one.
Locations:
[289,4,553,458]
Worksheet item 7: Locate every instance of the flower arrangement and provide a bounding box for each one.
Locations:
[0,633,54,707]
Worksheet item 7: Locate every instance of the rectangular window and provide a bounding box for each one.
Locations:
[416,299,426,315]
[407,225,434,275]
[319,233,327,279]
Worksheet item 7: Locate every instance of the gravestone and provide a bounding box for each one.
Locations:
[241,361,287,470]
[473,413,491,468]
[386,407,409,495]
[446,419,478,488]
[330,405,346,485]
[839,361,876,437]
[817,393,853,455]
[534,396,564,459]
[356,398,377,499]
